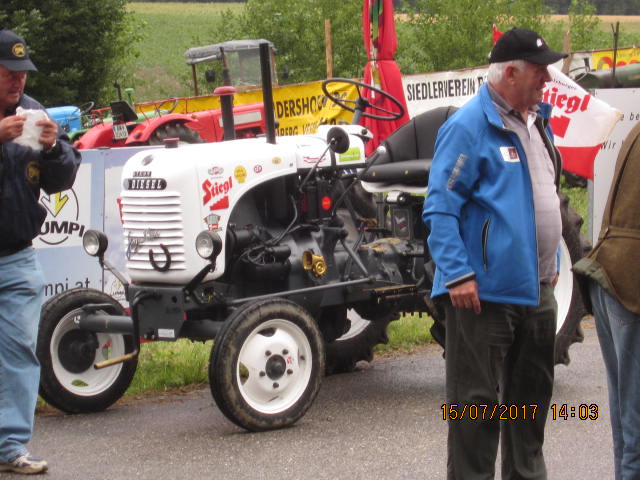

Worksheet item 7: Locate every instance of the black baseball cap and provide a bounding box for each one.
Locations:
[489,28,567,65]
[0,29,37,71]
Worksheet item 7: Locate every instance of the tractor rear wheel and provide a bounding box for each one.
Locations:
[324,308,399,375]
[554,191,590,365]
[147,122,203,145]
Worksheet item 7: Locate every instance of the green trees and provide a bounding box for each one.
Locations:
[396,0,551,74]
[394,0,617,74]
[0,0,139,106]
[212,0,366,84]
[209,0,612,84]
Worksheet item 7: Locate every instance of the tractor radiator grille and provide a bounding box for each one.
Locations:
[120,192,186,271]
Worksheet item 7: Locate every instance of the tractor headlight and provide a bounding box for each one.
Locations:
[195,231,223,261]
[83,230,109,257]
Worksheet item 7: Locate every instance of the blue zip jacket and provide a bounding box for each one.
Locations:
[0,94,82,251]
[422,83,561,306]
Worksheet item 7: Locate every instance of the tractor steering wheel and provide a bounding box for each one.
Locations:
[321,77,405,124]
[77,101,95,116]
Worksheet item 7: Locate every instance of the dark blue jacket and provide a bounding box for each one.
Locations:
[422,83,561,306]
[0,94,81,251]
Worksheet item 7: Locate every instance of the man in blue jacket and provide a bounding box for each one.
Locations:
[0,29,81,475]
[423,28,565,479]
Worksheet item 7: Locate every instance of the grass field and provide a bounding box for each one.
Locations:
[125,2,245,100]
[553,14,640,33]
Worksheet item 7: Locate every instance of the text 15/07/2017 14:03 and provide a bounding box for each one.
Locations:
[441,403,599,421]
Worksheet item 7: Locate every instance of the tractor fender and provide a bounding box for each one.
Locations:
[75,122,126,150]
[124,114,203,145]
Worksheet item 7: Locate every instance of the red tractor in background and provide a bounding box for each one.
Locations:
[70,40,278,149]
[74,98,266,149]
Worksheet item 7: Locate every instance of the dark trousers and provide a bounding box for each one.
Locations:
[444,284,557,480]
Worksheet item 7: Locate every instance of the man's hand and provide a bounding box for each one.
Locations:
[449,279,481,314]
[551,272,559,288]
[36,118,59,151]
[0,115,26,143]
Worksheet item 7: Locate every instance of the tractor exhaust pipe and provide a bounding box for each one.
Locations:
[216,46,236,140]
[260,42,277,144]
[215,85,237,141]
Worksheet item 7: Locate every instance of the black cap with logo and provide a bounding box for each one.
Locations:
[0,29,37,71]
[489,28,567,65]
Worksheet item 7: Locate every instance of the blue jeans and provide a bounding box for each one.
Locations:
[590,280,640,480]
[0,248,45,462]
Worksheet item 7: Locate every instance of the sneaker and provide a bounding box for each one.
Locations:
[0,453,48,474]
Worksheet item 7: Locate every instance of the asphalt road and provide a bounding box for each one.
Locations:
[7,318,612,480]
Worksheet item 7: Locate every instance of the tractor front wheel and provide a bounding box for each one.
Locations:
[37,288,138,413]
[209,298,324,431]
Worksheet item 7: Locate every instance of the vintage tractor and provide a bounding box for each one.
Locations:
[37,44,586,431]
[46,102,96,142]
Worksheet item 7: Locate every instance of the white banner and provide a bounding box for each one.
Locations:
[402,66,488,118]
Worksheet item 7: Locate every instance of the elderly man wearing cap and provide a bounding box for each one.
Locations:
[0,28,80,475]
[422,28,567,479]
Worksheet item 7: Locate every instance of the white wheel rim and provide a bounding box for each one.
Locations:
[50,308,127,396]
[554,238,573,334]
[237,318,313,414]
[335,309,370,342]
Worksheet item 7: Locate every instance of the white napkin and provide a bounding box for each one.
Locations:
[14,107,48,151]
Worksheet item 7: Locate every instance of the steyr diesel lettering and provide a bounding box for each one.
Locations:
[124,178,167,190]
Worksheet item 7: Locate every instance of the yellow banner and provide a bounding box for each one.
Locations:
[592,47,640,70]
[137,80,359,135]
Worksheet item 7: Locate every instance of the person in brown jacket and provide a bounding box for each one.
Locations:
[574,121,640,480]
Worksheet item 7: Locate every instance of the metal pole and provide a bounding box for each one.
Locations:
[260,42,277,144]
[612,22,620,87]
[325,19,333,78]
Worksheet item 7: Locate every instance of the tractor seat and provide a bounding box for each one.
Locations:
[360,106,458,188]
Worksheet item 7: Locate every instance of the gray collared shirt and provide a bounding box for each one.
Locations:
[488,84,561,284]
